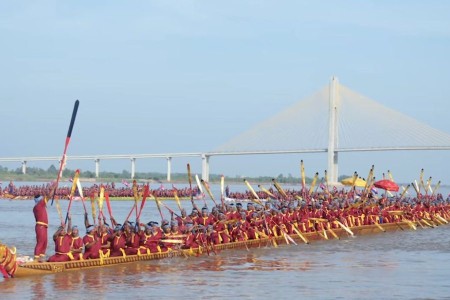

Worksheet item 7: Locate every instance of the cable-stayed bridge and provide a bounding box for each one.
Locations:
[2,77,450,182]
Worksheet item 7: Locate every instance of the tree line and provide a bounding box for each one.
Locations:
[0,164,328,184]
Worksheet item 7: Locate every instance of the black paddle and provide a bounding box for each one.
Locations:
[51,100,80,205]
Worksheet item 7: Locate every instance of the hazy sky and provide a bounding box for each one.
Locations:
[1,1,450,184]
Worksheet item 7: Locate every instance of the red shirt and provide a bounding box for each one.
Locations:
[111,234,126,252]
[196,215,214,226]
[33,199,48,226]
[54,234,72,254]
[71,236,84,252]
[83,234,101,254]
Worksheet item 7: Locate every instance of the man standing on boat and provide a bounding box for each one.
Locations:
[33,193,48,262]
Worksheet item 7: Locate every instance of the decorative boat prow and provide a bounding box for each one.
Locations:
[0,240,18,278]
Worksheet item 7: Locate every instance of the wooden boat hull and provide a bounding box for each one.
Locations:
[13,220,426,278]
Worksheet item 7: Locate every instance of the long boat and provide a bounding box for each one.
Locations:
[1,195,204,201]
[7,219,445,278]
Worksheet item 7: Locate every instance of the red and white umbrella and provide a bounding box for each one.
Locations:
[373,179,399,192]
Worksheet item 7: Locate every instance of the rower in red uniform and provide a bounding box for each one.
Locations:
[225,204,239,220]
[83,225,101,259]
[70,225,84,260]
[124,222,139,255]
[160,223,173,251]
[205,225,219,246]
[196,207,214,227]
[33,194,48,262]
[110,224,127,257]
[182,222,201,249]
[48,221,74,262]
[99,223,112,256]
[175,209,189,227]
[139,223,162,254]
[213,213,231,243]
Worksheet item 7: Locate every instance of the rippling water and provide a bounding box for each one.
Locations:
[1,184,450,299]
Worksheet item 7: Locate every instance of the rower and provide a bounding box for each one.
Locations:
[70,225,84,260]
[83,225,101,259]
[48,219,73,262]
[110,224,126,257]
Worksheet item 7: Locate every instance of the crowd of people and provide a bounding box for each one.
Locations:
[34,183,450,263]
[2,181,202,199]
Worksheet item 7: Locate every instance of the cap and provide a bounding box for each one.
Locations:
[34,195,43,204]
[86,225,95,233]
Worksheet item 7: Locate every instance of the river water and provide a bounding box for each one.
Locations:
[1,183,450,299]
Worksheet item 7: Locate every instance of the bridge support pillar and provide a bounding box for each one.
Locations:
[166,157,172,182]
[201,154,210,181]
[95,159,100,178]
[131,158,136,179]
[22,161,27,174]
[327,76,339,183]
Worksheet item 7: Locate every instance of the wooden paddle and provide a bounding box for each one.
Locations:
[300,160,306,195]
[187,163,200,212]
[104,191,115,225]
[220,175,226,210]
[136,184,150,220]
[308,172,319,196]
[51,100,80,206]
[154,195,164,221]
[258,185,276,199]
[272,178,288,199]
[73,179,86,214]
[201,179,218,207]
[65,169,80,224]
[89,190,97,225]
[97,185,105,223]
[431,181,441,197]
[173,189,183,211]
[132,180,139,219]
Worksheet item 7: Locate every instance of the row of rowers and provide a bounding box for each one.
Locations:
[47,201,450,262]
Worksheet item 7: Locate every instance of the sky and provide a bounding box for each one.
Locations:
[1,1,450,184]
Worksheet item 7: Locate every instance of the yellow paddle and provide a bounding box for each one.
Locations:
[399,184,410,200]
[431,181,441,197]
[419,168,425,193]
[173,190,183,211]
[335,220,354,236]
[300,160,306,193]
[98,186,105,222]
[425,177,432,195]
[201,179,218,207]
[244,179,263,205]
[308,172,319,196]
[272,178,288,199]
[258,185,276,199]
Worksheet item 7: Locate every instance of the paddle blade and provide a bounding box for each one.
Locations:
[67,100,80,138]
[70,170,80,198]
[76,178,84,198]
[98,186,105,212]
[173,190,182,211]
[220,175,225,197]
[195,174,204,194]
[105,191,113,219]
[300,160,306,188]
[187,164,192,186]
